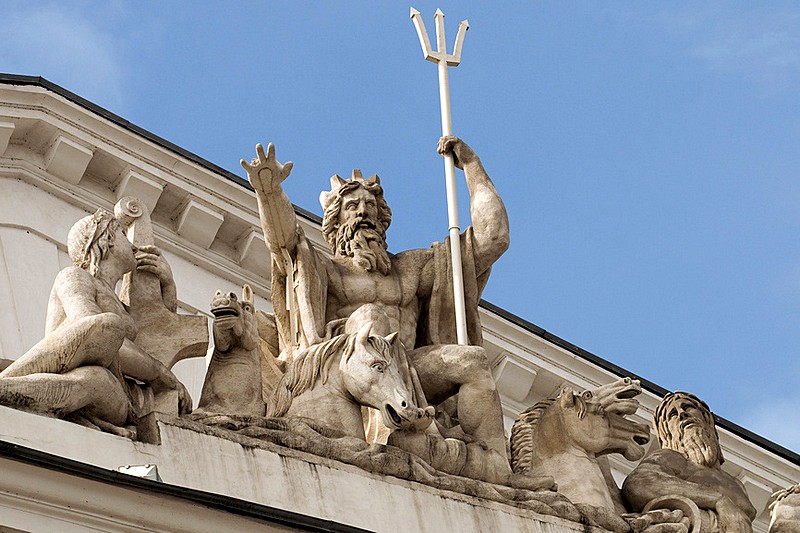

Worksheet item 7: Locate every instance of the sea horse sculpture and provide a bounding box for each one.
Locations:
[511,378,695,532]
[196,285,265,417]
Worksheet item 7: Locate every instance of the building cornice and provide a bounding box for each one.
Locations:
[0,438,369,533]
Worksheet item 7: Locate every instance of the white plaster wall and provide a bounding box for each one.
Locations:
[0,178,80,359]
[0,227,58,359]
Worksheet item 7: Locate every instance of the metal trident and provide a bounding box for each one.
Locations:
[410,7,470,345]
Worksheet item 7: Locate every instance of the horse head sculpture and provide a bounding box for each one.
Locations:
[573,377,651,462]
[196,285,265,417]
[210,286,259,353]
[511,378,650,511]
[267,312,428,440]
[339,321,424,431]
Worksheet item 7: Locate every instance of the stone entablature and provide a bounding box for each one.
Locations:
[0,76,797,532]
[0,406,599,533]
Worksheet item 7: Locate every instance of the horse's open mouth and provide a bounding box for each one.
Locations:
[211,306,239,318]
[616,388,639,400]
[601,382,643,415]
[384,403,403,428]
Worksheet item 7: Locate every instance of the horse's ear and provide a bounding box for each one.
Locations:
[560,387,576,408]
[385,331,400,348]
[356,321,372,345]
[242,284,254,305]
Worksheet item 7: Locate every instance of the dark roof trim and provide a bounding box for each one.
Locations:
[479,300,670,396]
[0,439,370,533]
[2,73,796,467]
[480,299,800,466]
[0,73,322,224]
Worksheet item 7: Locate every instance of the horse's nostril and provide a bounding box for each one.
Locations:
[401,401,407,408]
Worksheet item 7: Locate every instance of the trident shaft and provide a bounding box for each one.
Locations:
[411,7,470,345]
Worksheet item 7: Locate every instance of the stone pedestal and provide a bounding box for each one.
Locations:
[0,406,609,533]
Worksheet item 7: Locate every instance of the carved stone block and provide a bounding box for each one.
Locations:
[0,120,14,156]
[116,167,164,215]
[176,199,223,249]
[45,134,93,185]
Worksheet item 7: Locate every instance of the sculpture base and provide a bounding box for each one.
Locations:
[0,406,609,532]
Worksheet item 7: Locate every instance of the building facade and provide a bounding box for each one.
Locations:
[0,75,797,532]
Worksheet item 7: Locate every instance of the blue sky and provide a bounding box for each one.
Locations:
[2,1,799,452]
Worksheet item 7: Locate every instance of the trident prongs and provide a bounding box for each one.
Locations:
[410,8,435,62]
[410,7,469,66]
[452,18,469,65]
[409,7,471,345]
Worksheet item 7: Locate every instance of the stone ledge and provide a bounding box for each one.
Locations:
[0,406,607,533]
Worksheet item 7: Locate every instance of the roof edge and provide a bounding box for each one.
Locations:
[479,299,800,466]
[0,73,322,224]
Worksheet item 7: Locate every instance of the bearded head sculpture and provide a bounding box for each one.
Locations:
[320,169,393,275]
[655,391,724,468]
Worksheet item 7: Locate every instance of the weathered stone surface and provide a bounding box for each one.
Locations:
[0,205,192,440]
[2,77,798,533]
[769,484,800,533]
[510,379,693,533]
[196,135,583,497]
[511,378,650,512]
[0,405,614,533]
[241,136,510,462]
[265,308,430,438]
[623,392,757,533]
[116,196,209,376]
[179,413,585,524]
[196,285,265,417]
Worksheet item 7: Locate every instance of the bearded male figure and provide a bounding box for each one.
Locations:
[622,392,756,533]
[241,137,509,457]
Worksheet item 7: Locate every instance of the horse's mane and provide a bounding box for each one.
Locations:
[510,398,554,474]
[510,390,592,474]
[267,334,349,417]
[266,331,395,418]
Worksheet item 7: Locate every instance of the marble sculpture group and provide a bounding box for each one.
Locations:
[0,136,791,532]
